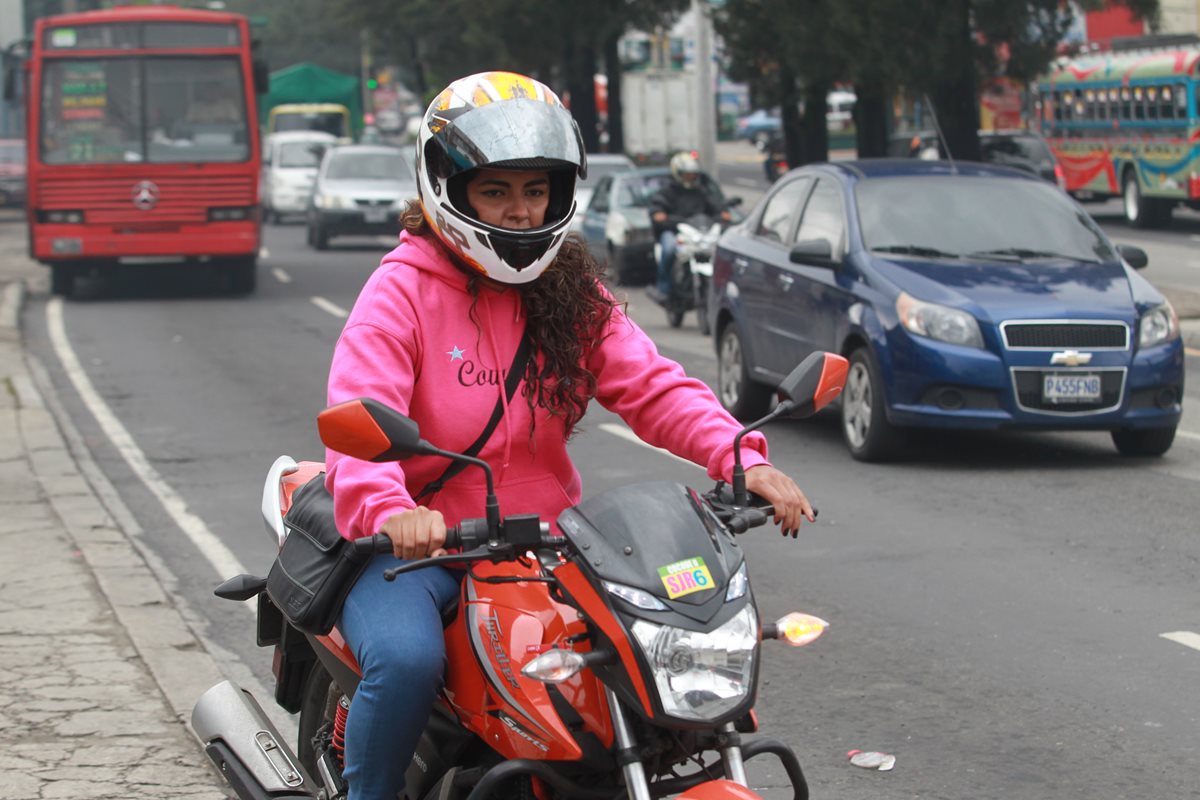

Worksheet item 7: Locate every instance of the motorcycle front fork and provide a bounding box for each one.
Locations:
[605,687,749,800]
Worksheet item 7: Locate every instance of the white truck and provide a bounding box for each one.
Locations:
[621,70,701,160]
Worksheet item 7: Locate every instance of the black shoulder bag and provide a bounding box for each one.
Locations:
[265,330,532,635]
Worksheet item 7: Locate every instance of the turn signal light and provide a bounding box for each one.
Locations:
[521,649,585,683]
[773,612,828,647]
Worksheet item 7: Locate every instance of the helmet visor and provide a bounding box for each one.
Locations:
[432,99,586,178]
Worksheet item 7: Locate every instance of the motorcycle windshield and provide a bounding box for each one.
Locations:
[556,482,744,625]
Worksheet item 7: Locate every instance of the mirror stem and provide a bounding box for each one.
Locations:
[731,404,789,505]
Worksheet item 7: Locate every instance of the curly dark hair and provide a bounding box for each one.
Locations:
[401,199,620,435]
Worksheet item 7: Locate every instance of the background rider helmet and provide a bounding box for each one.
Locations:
[415,71,587,285]
[670,151,702,189]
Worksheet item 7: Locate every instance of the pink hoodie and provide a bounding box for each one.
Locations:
[325,231,770,541]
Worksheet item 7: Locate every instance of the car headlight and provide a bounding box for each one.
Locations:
[1138,301,1179,348]
[315,193,346,210]
[631,604,757,721]
[896,291,983,348]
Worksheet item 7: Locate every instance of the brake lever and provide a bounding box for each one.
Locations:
[382,545,511,582]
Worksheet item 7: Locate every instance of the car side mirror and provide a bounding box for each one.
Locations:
[318,398,440,461]
[775,351,849,419]
[1116,244,1148,270]
[789,238,838,268]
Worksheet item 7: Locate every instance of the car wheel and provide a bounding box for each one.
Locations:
[607,243,626,285]
[50,264,76,298]
[717,322,773,420]
[1111,426,1175,457]
[841,347,905,462]
[313,224,330,251]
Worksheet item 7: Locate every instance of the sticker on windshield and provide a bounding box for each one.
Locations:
[657,557,714,600]
[51,28,77,48]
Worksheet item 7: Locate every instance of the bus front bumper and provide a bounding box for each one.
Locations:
[33,221,260,263]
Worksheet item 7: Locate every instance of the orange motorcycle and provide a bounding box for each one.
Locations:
[192,352,848,800]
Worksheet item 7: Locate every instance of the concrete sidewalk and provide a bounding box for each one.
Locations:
[0,216,228,798]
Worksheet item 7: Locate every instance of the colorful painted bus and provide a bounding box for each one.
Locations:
[19,4,268,295]
[1034,48,1200,229]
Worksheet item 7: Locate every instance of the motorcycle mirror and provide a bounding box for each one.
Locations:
[725,196,744,208]
[774,352,849,419]
[317,398,440,462]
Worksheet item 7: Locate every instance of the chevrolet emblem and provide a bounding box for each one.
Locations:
[1050,350,1093,366]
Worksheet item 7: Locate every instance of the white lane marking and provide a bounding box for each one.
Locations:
[732,177,763,188]
[1161,631,1200,652]
[46,298,252,608]
[1178,429,1200,442]
[259,246,270,259]
[272,267,292,284]
[598,422,699,469]
[311,296,350,318]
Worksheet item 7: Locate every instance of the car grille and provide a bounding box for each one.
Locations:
[1001,321,1128,350]
[354,199,392,207]
[1011,368,1126,414]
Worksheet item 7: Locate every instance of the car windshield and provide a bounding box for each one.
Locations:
[981,134,1053,167]
[325,150,411,181]
[618,173,724,209]
[275,111,347,138]
[855,175,1117,263]
[278,141,325,168]
[577,159,634,189]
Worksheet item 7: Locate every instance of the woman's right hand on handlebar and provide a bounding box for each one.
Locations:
[379,507,447,560]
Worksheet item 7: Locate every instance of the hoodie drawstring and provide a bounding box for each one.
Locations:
[483,292,515,476]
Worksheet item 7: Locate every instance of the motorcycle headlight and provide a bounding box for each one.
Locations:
[896,292,983,348]
[631,604,758,721]
[725,562,748,602]
[1138,301,1179,348]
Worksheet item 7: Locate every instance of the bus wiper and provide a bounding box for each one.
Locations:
[967,248,1100,263]
[870,244,961,259]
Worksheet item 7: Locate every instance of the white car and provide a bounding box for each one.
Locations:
[261,130,338,223]
[570,153,636,232]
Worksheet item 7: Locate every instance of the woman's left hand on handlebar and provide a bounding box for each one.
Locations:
[744,465,814,537]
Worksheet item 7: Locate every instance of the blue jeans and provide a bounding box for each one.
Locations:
[338,557,461,800]
[657,230,677,295]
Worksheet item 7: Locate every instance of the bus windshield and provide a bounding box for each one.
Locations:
[40,56,249,164]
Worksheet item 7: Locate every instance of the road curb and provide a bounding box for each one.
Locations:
[3,278,227,742]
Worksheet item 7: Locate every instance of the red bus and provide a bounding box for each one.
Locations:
[22,5,267,295]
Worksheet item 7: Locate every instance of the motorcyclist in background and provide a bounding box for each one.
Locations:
[646,152,730,305]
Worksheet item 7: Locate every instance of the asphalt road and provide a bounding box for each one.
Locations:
[16,160,1200,799]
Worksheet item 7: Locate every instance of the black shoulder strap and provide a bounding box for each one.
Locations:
[413,329,531,501]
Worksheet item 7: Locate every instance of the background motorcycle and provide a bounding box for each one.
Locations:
[654,201,740,332]
[192,353,848,800]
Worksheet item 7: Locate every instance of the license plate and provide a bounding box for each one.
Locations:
[364,207,389,223]
[1042,373,1101,403]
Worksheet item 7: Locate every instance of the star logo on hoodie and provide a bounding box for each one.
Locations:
[447,345,466,361]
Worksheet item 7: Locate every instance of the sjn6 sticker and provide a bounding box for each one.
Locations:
[657,557,715,600]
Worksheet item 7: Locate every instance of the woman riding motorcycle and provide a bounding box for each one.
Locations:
[323,70,816,800]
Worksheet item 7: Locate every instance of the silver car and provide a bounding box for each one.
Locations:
[306,145,417,250]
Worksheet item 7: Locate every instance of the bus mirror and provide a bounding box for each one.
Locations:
[253,60,270,95]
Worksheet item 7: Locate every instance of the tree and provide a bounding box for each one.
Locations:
[717,0,1160,163]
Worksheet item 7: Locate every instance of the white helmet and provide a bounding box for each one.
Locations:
[670,151,701,185]
[415,71,587,285]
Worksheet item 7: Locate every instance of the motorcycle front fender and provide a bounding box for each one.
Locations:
[676,778,764,799]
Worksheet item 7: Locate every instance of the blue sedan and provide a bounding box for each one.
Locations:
[710,159,1184,460]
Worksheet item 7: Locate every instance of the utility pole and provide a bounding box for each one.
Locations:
[693,0,717,180]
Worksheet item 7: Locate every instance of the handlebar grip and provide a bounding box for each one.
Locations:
[353,533,393,558]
